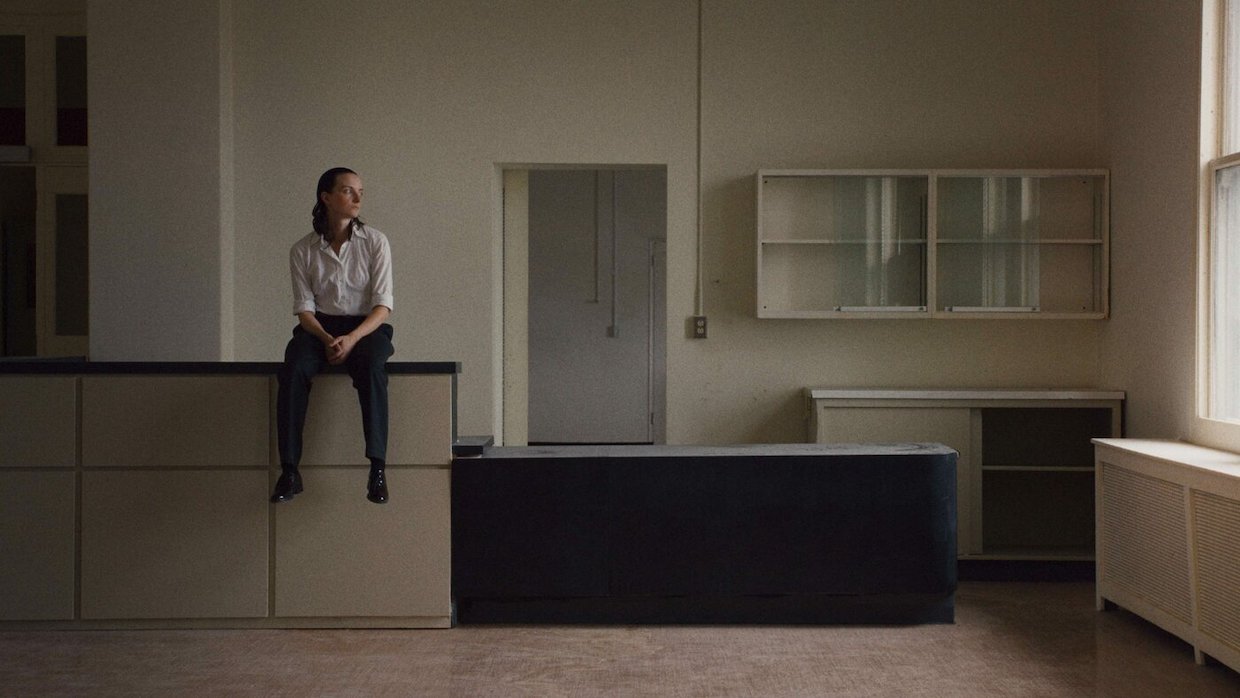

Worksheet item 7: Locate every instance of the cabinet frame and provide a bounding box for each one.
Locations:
[758,169,1109,319]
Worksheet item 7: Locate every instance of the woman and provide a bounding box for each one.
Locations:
[271,167,395,504]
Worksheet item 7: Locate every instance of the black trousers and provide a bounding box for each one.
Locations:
[277,313,395,467]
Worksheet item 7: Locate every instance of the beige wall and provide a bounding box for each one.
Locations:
[88,0,233,360]
[688,0,1106,443]
[1100,0,1202,441]
[227,0,696,439]
[90,0,1137,443]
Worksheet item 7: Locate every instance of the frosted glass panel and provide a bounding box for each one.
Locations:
[1211,165,1240,421]
[937,243,1099,313]
[935,174,1104,314]
[757,170,1106,319]
[760,242,925,313]
[760,175,926,242]
[937,176,1102,241]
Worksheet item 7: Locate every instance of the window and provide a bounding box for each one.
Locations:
[1210,160,1240,421]
[1206,1,1240,423]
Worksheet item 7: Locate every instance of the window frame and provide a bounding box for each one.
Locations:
[1204,153,1240,420]
[1196,0,1240,448]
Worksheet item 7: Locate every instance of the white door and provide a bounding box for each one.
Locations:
[526,168,665,444]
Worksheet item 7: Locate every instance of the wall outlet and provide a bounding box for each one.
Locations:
[692,315,707,339]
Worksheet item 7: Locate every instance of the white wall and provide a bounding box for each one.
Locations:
[1099,0,1202,440]
[685,0,1107,443]
[89,0,1123,443]
[227,0,696,439]
[89,0,232,360]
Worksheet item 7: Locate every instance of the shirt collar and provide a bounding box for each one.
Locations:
[317,223,368,250]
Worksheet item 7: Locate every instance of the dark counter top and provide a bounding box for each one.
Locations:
[0,360,460,375]
[476,442,955,459]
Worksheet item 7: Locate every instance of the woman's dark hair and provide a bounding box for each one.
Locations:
[312,167,364,236]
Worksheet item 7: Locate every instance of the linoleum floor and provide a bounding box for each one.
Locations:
[2,582,1239,696]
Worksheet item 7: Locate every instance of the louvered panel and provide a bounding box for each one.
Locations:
[1100,464,1192,623]
[1194,489,1240,653]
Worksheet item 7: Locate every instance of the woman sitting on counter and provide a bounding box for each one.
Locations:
[270,166,395,505]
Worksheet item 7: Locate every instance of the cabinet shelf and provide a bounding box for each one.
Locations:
[758,169,1109,319]
[761,308,929,319]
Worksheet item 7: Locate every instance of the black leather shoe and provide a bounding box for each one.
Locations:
[367,468,389,504]
[270,469,303,503]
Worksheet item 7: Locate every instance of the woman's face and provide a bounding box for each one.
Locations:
[321,173,364,220]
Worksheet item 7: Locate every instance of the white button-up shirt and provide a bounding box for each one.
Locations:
[290,224,394,316]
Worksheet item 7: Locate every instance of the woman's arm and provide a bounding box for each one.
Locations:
[326,304,390,365]
[297,311,335,346]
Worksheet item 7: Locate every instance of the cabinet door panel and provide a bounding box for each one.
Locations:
[0,471,75,620]
[82,376,270,467]
[0,376,76,467]
[81,470,269,619]
[294,375,453,466]
[274,467,450,619]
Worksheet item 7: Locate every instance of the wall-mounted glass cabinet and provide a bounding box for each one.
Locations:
[757,170,1109,319]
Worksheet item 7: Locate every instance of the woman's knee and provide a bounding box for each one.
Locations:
[281,335,323,383]
[354,330,394,363]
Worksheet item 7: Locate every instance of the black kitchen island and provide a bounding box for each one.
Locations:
[452,443,957,624]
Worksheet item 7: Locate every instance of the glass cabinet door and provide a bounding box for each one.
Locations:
[758,173,928,317]
[935,174,1106,316]
[756,169,1107,320]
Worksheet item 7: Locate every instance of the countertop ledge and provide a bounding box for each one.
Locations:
[475,443,957,459]
[0,360,460,375]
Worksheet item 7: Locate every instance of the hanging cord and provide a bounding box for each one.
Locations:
[610,173,619,337]
[694,0,704,317]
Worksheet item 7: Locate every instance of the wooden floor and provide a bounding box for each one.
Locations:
[2,582,1239,696]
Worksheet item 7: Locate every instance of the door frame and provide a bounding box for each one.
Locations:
[497,164,667,446]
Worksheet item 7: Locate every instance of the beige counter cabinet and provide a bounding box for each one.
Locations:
[81,470,270,619]
[0,361,458,628]
[0,376,77,467]
[82,376,270,467]
[0,471,76,620]
[273,467,451,624]
[293,374,454,466]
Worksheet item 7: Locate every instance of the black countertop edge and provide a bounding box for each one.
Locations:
[452,435,495,458]
[0,360,461,375]
[465,443,956,459]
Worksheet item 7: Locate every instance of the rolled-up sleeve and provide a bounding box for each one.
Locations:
[290,246,317,315]
[369,233,394,311]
